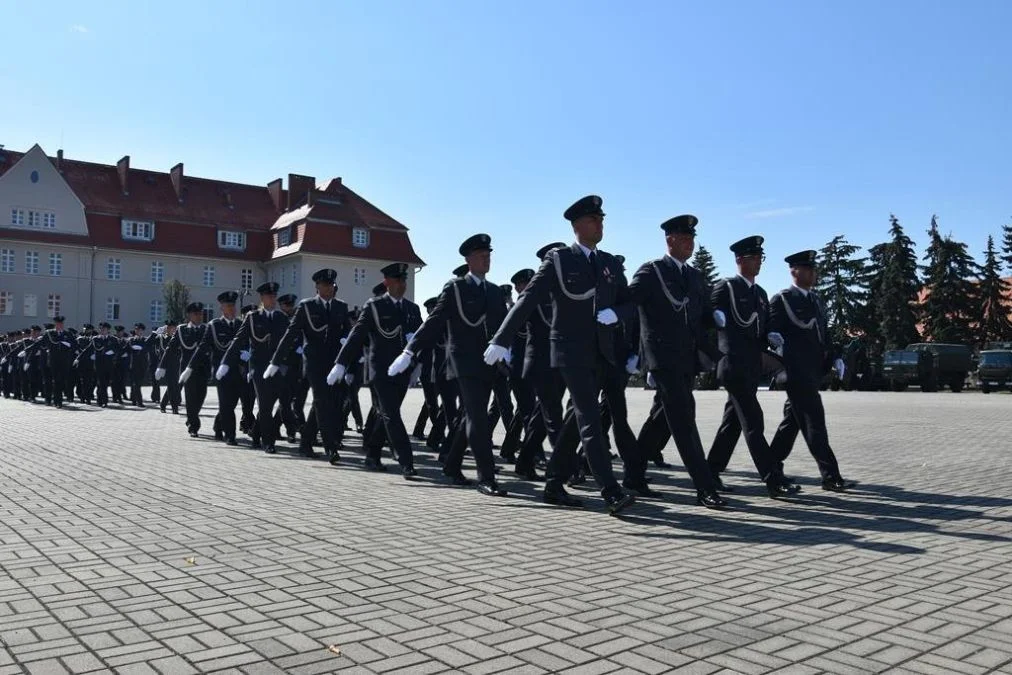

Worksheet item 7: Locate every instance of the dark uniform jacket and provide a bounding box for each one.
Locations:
[27,329,76,370]
[711,275,770,385]
[492,243,634,369]
[408,276,508,381]
[83,334,121,371]
[521,300,553,380]
[337,294,423,381]
[768,286,835,386]
[628,256,716,373]
[159,323,209,374]
[191,317,241,372]
[272,296,350,372]
[224,308,290,376]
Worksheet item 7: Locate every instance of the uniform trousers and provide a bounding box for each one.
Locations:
[769,381,841,480]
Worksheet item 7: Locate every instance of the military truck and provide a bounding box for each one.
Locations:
[977,350,1012,393]
[905,343,973,392]
[881,350,930,391]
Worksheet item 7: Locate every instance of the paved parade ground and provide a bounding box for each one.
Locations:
[2,389,1012,675]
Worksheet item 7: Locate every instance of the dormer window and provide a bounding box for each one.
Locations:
[218,230,246,250]
[277,227,291,247]
[122,219,155,241]
[352,227,369,248]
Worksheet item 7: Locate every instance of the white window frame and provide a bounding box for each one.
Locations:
[241,268,253,291]
[203,265,215,287]
[25,251,39,275]
[10,208,24,227]
[277,228,291,247]
[42,212,56,229]
[218,230,246,251]
[106,257,121,281]
[354,268,367,285]
[0,249,14,273]
[122,219,155,241]
[150,299,164,323]
[49,253,62,277]
[23,293,37,317]
[291,265,298,287]
[151,261,164,284]
[105,297,121,321]
[27,211,39,228]
[352,227,369,248]
[0,291,13,316]
[46,293,61,318]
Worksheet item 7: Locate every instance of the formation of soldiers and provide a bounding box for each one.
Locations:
[0,195,854,516]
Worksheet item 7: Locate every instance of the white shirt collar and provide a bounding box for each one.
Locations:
[575,242,596,258]
[466,272,485,286]
[384,292,402,305]
[736,274,755,288]
[792,284,809,296]
[666,254,688,270]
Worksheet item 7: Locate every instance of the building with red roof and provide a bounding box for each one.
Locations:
[0,144,424,329]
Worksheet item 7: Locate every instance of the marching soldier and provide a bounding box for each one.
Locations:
[273,293,304,442]
[265,268,349,463]
[237,303,259,436]
[626,215,726,508]
[157,321,181,414]
[499,268,539,474]
[126,323,155,407]
[79,322,118,408]
[331,263,423,477]
[156,303,209,437]
[487,196,637,514]
[706,236,799,498]
[111,325,129,404]
[768,250,853,491]
[23,316,75,408]
[410,297,440,442]
[390,234,510,496]
[186,292,241,445]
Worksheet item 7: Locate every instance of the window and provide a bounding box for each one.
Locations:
[203,265,215,287]
[49,253,62,276]
[122,219,155,241]
[0,291,12,316]
[27,211,39,228]
[105,297,120,321]
[291,265,298,287]
[1,249,14,273]
[10,208,24,226]
[106,257,121,280]
[42,212,56,229]
[23,293,37,317]
[354,268,367,285]
[352,227,369,248]
[151,261,164,284]
[277,228,291,247]
[218,230,246,250]
[201,308,214,324]
[150,299,164,323]
[25,251,39,275]
[240,268,253,290]
[46,293,61,318]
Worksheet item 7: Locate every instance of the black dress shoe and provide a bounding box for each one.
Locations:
[250,441,262,449]
[477,481,507,497]
[172,408,180,415]
[568,470,587,487]
[622,480,663,498]
[225,438,238,446]
[160,406,166,413]
[604,492,636,515]
[188,430,199,438]
[822,477,854,492]
[364,458,388,472]
[543,488,583,508]
[287,434,298,443]
[214,431,224,442]
[402,467,418,480]
[443,471,472,487]
[713,476,735,493]
[697,490,727,509]
[300,447,316,458]
[327,449,341,465]
[498,450,517,462]
[767,479,801,499]
[514,467,544,481]
[264,446,276,454]
[653,456,672,469]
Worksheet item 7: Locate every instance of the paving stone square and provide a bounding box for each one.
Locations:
[2,388,1012,674]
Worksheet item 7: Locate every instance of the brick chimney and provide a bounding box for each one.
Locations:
[116,156,130,195]
[56,149,64,173]
[267,178,283,212]
[170,163,184,203]
[287,174,315,210]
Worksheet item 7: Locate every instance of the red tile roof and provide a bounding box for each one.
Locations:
[0,147,424,265]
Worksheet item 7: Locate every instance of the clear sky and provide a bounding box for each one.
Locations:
[3,0,1011,303]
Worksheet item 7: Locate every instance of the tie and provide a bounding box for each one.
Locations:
[588,251,599,280]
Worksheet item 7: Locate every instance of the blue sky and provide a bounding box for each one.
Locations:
[3,0,1011,302]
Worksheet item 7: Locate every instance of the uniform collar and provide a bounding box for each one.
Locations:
[465,272,485,287]
[665,254,688,271]
[575,241,596,258]
[736,274,755,288]
[792,284,810,296]
[384,293,403,305]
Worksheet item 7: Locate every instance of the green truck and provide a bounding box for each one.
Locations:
[977,350,1012,393]
[881,343,973,392]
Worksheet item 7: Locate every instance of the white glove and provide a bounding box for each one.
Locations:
[834,358,846,379]
[713,310,726,328]
[179,367,192,384]
[625,354,639,375]
[104,349,115,355]
[23,363,29,371]
[596,308,618,326]
[61,341,72,348]
[326,363,346,386]
[340,337,348,346]
[295,346,304,355]
[263,364,280,379]
[239,350,251,362]
[503,348,513,365]
[483,344,509,365]
[405,332,415,343]
[73,359,79,367]
[767,332,784,349]
[215,364,229,381]
[90,354,96,361]
[0,358,5,365]
[17,351,26,358]
[646,372,656,388]
[409,364,421,387]
[344,373,354,384]
[388,351,413,376]
[130,344,143,351]
[247,371,253,383]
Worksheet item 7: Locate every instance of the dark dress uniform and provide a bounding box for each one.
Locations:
[158,305,209,436]
[403,236,508,490]
[706,236,795,497]
[126,324,156,407]
[412,298,441,440]
[489,197,636,512]
[223,285,293,452]
[24,321,75,408]
[627,215,724,507]
[192,293,242,444]
[269,270,349,460]
[767,251,849,489]
[336,266,423,476]
[155,323,181,413]
[80,325,119,407]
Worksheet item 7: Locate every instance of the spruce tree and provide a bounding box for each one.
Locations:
[691,245,719,289]
[815,235,867,344]
[1002,221,1012,274]
[977,235,1012,344]
[874,215,921,349]
[920,216,979,344]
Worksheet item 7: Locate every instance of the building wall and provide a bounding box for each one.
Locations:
[0,145,88,237]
